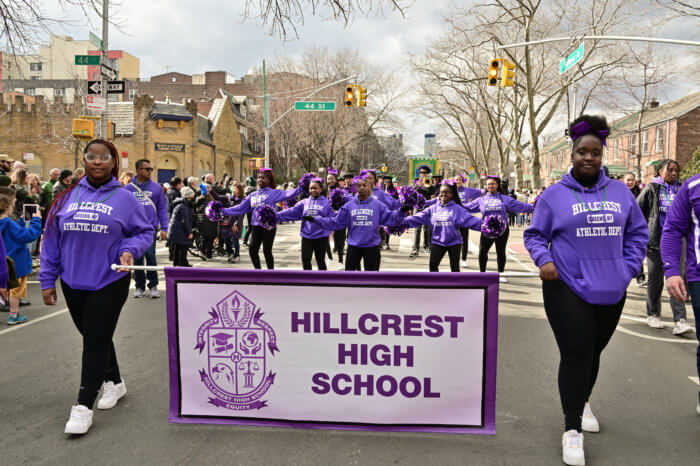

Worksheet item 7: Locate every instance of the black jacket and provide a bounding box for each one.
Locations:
[637,182,663,249]
[168,198,193,245]
[166,188,181,216]
[194,195,219,236]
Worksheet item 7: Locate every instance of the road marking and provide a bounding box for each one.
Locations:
[689,377,699,386]
[615,324,698,344]
[0,308,68,336]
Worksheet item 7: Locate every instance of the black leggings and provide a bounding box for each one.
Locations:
[543,279,624,432]
[459,228,469,261]
[301,237,329,270]
[61,274,131,409]
[249,226,277,269]
[345,245,381,271]
[429,244,461,272]
[334,228,347,263]
[173,242,189,266]
[478,228,510,272]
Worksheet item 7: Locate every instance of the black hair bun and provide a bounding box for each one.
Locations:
[568,114,610,136]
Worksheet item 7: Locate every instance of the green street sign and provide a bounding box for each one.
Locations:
[559,43,584,74]
[89,32,103,49]
[294,101,336,111]
[75,55,100,65]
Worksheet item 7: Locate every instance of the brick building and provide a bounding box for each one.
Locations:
[541,92,700,185]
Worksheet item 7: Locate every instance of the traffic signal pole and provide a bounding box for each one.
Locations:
[497,35,700,50]
[100,0,108,139]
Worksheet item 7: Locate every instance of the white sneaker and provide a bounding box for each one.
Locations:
[64,405,94,434]
[562,430,585,465]
[133,289,145,299]
[647,316,664,329]
[672,319,693,335]
[581,403,600,433]
[149,287,160,299]
[336,263,344,271]
[461,260,468,268]
[499,276,508,283]
[97,380,127,409]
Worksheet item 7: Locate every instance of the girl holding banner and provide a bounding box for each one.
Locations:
[464,176,533,282]
[524,115,648,466]
[403,180,482,272]
[220,168,302,270]
[39,139,155,435]
[277,178,334,270]
[306,175,409,271]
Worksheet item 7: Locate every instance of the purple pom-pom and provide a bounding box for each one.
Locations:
[398,186,419,208]
[384,224,408,237]
[253,204,278,230]
[205,201,224,222]
[481,214,507,238]
[329,188,347,211]
[299,173,315,195]
[415,193,425,210]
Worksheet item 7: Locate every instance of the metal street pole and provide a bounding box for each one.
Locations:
[100,0,108,138]
[497,35,700,50]
[263,59,269,168]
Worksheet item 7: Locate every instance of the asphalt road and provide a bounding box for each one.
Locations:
[1,223,697,465]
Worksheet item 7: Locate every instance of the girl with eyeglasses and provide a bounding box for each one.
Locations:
[40,139,154,435]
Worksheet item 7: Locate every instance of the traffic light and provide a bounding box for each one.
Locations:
[345,85,355,106]
[72,118,94,139]
[488,59,500,86]
[501,59,516,87]
[357,86,367,107]
[249,158,265,169]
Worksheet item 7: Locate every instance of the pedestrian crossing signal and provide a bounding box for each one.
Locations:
[345,86,355,106]
[249,158,264,169]
[488,59,500,86]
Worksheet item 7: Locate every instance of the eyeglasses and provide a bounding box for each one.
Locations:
[138,167,154,172]
[84,153,112,162]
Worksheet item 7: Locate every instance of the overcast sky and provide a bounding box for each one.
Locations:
[42,0,699,155]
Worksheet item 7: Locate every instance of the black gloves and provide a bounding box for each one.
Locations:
[302,215,315,222]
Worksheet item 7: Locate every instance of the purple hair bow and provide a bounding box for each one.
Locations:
[258,167,273,173]
[570,121,610,146]
[327,167,338,175]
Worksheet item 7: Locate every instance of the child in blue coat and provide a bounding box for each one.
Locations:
[0,187,42,324]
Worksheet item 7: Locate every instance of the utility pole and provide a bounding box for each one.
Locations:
[100,0,108,139]
[263,59,269,168]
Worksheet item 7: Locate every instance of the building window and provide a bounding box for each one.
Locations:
[55,88,65,97]
[630,134,637,155]
[642,130,649,155]
[240,126,248,139]
[108,93,119,102]
[30,62,42,71]
[26,88,36,96]
[655,126,664,153]
[30,76,40,80]
[129,89,137,99]
[240,105,247,118]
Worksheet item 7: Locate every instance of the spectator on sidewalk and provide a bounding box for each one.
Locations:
[168,186,195,267]
[53,169,73,198]
[119,171,134,186]
[42,168,60,207]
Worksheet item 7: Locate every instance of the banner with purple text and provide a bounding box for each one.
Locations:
[166,268,499,434]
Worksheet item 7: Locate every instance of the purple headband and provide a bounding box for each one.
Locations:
[570,120,609,146]
[258,167,273,173]
[311,177,324,184]
[327,167,338,175]
[441,178,456,186]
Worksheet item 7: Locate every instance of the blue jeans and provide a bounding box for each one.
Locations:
[232,238,240,258]
[687,281,700,403]
[134,234,158,290]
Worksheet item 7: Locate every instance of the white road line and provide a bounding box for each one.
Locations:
[689,377,699,386]
[621,314,697,334]
[0,308,68,336]
[615,325,698,344]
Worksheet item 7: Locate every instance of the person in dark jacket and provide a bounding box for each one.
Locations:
[194,184,218,259]
[52,169,73,198]
[637,159,691,334]
[166,177,182,260]
[624,172,645,284]
[168,187,195,267]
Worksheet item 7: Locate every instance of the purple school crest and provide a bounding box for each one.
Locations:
[194,291,278,410]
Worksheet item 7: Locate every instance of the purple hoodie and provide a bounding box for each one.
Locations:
[457,187,483,204]
[404,201,482,247]
[315,196,405,248]
[651,175,680,228]
[372,187,400,210]
[465,192,533,223]
[277,195,334,239]
[221,186,302,226]
[124,178,169,232]
[661,173,700,283]
[39,177,155,291]
[524,169,648,305]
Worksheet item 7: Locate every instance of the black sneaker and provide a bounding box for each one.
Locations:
[409,250,419,257]
[19,299,30,307]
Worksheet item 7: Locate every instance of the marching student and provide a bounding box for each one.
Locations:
[403,181,481,272]
[277,178,334,270]
[326,168,347,270]
[637,159,692,334]
[221,168,302,269]
[465,175,533,282]
[455,174,484,268]
[411,165,436,256]
[661,172,700,414]
[40,139,154,435]
[524,115,648,466]
[308,175,408,271]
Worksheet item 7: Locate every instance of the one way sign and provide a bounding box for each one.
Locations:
[88,81,126,95]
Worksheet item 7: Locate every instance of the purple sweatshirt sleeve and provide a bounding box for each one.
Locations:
[39,214,61,289]
[154,184,169,232]
[269,186,303,204]
[276,201,305,223]
[0,233,8,289]
[404,208,432,229]
[118,199,157,260]
[221,196,252,217]
[424,198,438,208]
[378,202,405,227]
[503,196,534,213]
[523,197,555,267]
[316,204,350,231]
[661,183,690,278]
[621,190,649,277]
[464,198,482,214]
[455,209,482,231]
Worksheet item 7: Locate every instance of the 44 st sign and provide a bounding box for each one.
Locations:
[88,81,126,95]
